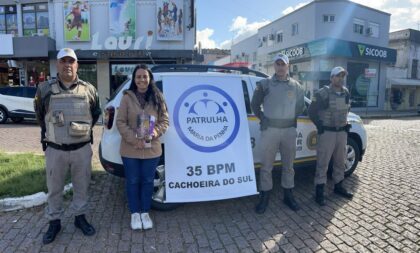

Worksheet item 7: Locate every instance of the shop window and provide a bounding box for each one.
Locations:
[348,62,379,107]
[292,23,299,36]
[353,18,364,35]
[22,3,49,36]
[411,59,418,79]
[0,5,17,35]
[78,63,97,88]
[110,63,137,95]
[27,62,50,87]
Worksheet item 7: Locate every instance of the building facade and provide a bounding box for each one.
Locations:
[387,29,420,111]
[231,0,397,111]
[0,0,199,106]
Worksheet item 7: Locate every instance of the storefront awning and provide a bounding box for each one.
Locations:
[389,78,420,87]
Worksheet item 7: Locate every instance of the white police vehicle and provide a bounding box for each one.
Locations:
[0,86,37,124]
[99,65,367,210]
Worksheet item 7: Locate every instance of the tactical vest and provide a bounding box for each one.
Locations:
[318,86,350,128]
[261,78,297,121]
[44,81,93,145]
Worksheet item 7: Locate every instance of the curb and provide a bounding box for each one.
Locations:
[0,183,73,212]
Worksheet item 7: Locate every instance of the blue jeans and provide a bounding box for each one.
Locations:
[122,157,160,213]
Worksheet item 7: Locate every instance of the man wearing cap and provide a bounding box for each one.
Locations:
[308,66,353,206]
[251,53,305,214]
[34,48,101,244]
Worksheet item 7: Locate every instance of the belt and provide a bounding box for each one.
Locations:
[323,126,346,132]
[46,141,89,151]
[267,118,296,129]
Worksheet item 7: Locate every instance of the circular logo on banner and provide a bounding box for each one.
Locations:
[174,85,240,153]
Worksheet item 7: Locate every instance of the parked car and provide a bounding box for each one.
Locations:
[0,86,37,124]
[99,65,367,210]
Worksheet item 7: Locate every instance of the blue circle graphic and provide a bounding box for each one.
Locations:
[173,85,240,153]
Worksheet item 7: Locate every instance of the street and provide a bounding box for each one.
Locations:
[0,117,419,253]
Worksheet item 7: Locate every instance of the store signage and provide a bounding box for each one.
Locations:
[365,68,377,78]
[357,44,387,59]
[91,32,154,50]
[280,46,305,59]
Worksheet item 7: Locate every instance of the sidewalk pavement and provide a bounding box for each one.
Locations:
[353,109,419,119]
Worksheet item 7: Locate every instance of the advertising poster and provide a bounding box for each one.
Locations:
[163,76,257,202]
[157,0,183,41]
[109,0,136,38]
[64,1,91,41]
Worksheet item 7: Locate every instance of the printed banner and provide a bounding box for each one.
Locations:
[157,0,183,41]
[163,76,257,202]
[64,1,91,41]
[109,0,136,37]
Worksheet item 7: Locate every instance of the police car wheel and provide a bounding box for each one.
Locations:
[344,138,360,177]
[151,164,182,211]
[0,108,8,124]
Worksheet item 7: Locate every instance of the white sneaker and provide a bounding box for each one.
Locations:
[131,213,142,230]
[141,213,153,230]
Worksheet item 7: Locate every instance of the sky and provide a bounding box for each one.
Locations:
[196,0,420,49]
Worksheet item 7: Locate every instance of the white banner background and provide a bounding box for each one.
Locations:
[163,76,257,202]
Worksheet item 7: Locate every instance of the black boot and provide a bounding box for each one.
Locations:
[315,184,326,206]
[75,214,96,236]
[255,191,270,214]
[334,181,353,199]
[283,188,300,211]
[43,219,61,245]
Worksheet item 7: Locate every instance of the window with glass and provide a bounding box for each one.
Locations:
[292,23,299,36]
[347,62,379,107]
[78,63,97,88]
[276,31,283,43]
[0,5,17,35]
[411,59,418,79]
[22,3,49,36]
[323,15,335,22]
[367,22,379,38]
[353,18,364,35]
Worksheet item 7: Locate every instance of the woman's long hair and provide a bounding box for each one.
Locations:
[128,64,166,114]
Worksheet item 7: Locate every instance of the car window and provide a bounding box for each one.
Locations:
[109,79,130,101]
[0,88,9,95]
[242,81,252,114]
[155,81,163,92]
[4,88,22,97]
[23,87,37,98]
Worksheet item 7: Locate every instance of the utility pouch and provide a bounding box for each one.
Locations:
[69,121,90,137]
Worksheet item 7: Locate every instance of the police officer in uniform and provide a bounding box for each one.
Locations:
[308,66,353,206]
[34,48,101,244]
[251,53,305,214]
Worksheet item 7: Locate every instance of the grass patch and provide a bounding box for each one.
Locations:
[0,152,103,199]
[0,152,47,198]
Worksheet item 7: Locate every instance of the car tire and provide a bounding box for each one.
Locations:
[0,107,8,124]
[151,164,183,211]
[327,137,360,177]
[11,117,24,123]
[344,138,360,177]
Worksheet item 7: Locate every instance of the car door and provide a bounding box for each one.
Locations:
[20,87,36,113]
[246,77,317,165]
